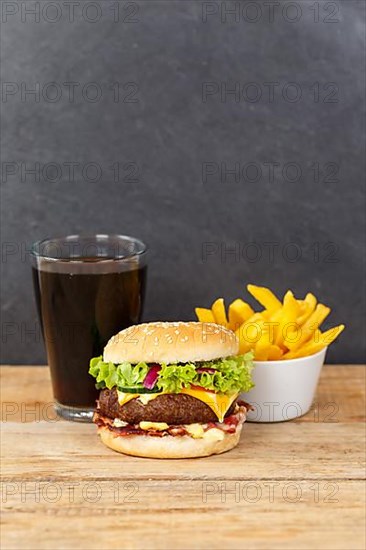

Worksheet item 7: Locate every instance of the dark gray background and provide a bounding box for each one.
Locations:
[1,0,365,363]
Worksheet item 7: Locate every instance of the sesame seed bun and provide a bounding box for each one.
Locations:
[103,322,239,364]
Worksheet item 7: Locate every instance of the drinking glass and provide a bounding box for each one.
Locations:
[31,234,147,422]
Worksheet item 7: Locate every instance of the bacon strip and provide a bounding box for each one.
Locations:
[94,403,248,438]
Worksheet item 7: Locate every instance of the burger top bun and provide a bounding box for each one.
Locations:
[103,321,239,364]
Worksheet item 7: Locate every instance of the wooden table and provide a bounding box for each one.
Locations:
[1,365,365,550]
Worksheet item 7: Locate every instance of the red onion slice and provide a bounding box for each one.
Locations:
[196,367,216,374]
[143,365,161,389]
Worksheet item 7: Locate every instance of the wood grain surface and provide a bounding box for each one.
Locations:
[1,365,365,550]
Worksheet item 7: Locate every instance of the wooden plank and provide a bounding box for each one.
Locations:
[1,480,365,550]
[0,367,53,424]
[1,365,364,423]
[304,365,365,423]
[0,365,365,550]
[1,421,364,481]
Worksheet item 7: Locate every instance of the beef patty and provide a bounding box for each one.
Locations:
[98,388,236,424]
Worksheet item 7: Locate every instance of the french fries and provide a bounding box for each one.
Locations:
[254,329,272,361]
[228,299,254,331]
[283,325,345,359]
[195,308,215,324]
[297,293,317,325]
[274,291,300,349]
[194,284,345,361]
[235,313,265,354]
[247,284,282,313]
[268,345,283,361]
[211,298,229,328]
[286,303,331,351]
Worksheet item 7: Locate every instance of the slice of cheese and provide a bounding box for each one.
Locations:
[117,391,141,406]
[138,393,161,406]
[183,424,225,440]
[139,421,169,431]
[202,427,225,441]
[184,423,205,438]
[181,388,238,423]
[117,389,238,422]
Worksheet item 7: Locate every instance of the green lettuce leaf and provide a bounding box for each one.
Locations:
[89,352,254,394]
[157,363,197,392]
[88,357,149,390]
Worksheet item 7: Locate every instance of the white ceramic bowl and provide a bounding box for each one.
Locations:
[241,348,327,422]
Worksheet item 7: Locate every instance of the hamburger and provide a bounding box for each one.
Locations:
[89,321,254,458]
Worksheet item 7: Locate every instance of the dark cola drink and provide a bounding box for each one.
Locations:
[31,236,147,421]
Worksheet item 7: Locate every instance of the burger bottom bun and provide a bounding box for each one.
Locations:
[98,425,243,459]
